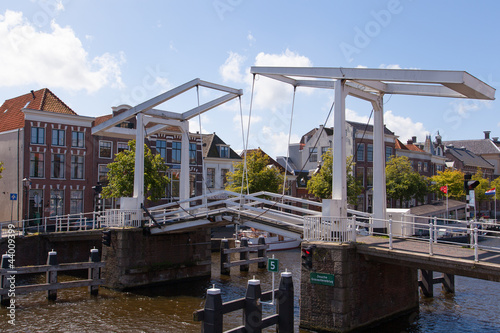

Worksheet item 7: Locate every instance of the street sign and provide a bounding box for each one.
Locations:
[10,193,17,201]
[310,272,335,286]
[268,258,279,272]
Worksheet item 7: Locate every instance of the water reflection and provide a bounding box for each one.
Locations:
[0,248,500,332]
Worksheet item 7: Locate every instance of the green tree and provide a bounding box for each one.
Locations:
[429,169,465,200]
[306,151,362,206]
[385,156,428,204]
[225,149,284,194]
[101,140,170,202]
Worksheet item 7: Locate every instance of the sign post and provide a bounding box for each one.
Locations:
[267,255,279,304]
[10,193,17,223]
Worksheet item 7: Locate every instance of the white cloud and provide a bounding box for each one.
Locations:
[379,64,402,69]
[189,114,211,134]
[384,110,428,142]
[247,31,255,46]
[220,51,246,83]
[256,127,300,157]
[253,49,313,110]
[233,113,262,133]
[0,10,125,93]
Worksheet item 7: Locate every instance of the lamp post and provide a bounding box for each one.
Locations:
[22,177,30,222]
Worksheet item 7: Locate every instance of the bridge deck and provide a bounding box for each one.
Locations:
[355,236,500,282]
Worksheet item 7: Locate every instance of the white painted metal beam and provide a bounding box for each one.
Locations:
[182,93,239,120]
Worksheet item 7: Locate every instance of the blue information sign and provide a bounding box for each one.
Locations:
[10,193,17,201]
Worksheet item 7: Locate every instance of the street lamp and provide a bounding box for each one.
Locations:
[22,177,30,221]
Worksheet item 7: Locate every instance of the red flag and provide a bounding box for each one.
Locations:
[440,185,448,194]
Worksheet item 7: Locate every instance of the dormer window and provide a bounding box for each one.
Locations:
[218,145,229,158]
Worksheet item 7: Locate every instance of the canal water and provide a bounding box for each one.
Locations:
[1,249,500,332]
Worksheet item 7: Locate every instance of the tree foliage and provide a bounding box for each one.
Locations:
[225,150,284,194]
[306,151,362,206]
[471,170,491,205]
[385,156,428,204]
[490,176,500,196]
[101,140,170,202]
[429,168,465,200]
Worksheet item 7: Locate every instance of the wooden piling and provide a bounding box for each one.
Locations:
[220,239,230,276]
[240,237,249,272]
[203,286,223,333]
[88,248,100,296]
[46,250,58,301]
[277,271,294,333]
[0,254,11,306]
[244,278,262,332]
[257,236,266,269]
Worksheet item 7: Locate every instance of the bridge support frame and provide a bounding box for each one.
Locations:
[419,269,455,297]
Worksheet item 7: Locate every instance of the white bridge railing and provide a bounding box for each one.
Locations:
[303,214,500,263]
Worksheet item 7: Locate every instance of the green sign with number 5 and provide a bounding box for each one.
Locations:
[268,258,279,272]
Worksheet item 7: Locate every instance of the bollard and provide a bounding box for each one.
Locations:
[220,239,230,276]
[46,250,58,301]
[1,254,11,306]
[240,237,249,272]
[244,278,262,332]
[276,271,294,333]
[257,236,266,269]
[88,248,100,296]
[203,286,223,333]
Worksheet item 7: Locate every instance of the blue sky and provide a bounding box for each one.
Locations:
[1,0,500,157]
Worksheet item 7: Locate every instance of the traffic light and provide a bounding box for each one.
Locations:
[301,245,316,270]
[464,174,480,193]
[102,230,111,246]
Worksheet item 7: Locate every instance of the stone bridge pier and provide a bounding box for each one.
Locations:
[102,228,212,290]
[300,241,419,332]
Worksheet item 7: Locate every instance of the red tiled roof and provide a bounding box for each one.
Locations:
[395,139,426,153]
[94,114,113,126]
[395,139,407,150]
[0,88,77,132]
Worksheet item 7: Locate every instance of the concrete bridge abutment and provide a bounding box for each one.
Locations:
[300,241,419,332]
[102,228,212,290]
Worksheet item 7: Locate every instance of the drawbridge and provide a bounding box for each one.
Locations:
[101,191,370,239]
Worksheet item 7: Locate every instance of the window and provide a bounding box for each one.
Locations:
[72,131,85,148]
[417,162,422,172]
[423,162,428,172]
[207,168,215,188]
[31,127,45,144]
[52,129,65,146]
[99,141,112,158]
[190,174,196,197]
[356,143,365,161]
[50,190,64,217]
[51,154,65,179]
[117,142,129,153]
[385,147,392,162]
[309,147,318,163]
[321,146,329,160]
[189,143,197,164]
[367,167,373,187]
[356,167,364,187]
[169,171,180,197]
[156,140,167,160]
[367,144,373,162]
[172,142,181,164]
[71,155,84,179]
[70,190,83,214]
[218,145,229,158]
[221,168,229,187]
[30,152,44,178]
[98,164,109,183]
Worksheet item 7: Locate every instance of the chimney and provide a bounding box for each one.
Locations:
[407,139,413,145]
[493,137,499,142]
[412,136,417,143]
[484,131,491,139]
[30,90,35,99]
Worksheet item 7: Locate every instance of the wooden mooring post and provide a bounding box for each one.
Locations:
[419,269,455,297]
[0,248,105,304]
[194,271,294,332]
[220,237,268,275]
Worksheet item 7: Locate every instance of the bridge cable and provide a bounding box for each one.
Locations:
[281,85,297,201]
